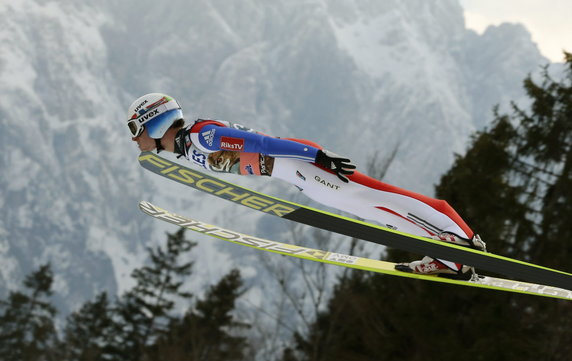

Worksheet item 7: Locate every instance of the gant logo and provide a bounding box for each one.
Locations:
[314,175,340,190]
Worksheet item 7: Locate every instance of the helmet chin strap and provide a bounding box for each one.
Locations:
[155,138,165,154]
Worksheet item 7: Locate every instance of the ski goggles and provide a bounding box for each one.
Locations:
[127,99,180,137]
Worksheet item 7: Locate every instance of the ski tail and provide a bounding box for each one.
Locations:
[138,201,572,301]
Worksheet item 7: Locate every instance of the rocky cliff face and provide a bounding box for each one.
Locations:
[0,0,548,314]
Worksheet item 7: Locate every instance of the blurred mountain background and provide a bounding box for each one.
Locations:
[0,0,560,327]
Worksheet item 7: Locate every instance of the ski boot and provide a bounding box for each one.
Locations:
[395,256,475,280]
[432,232,487,252]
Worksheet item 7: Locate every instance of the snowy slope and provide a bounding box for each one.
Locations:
[0,0,549,315]
[0,0,151,308]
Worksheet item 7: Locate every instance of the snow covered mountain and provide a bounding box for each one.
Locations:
[0,0,549,315]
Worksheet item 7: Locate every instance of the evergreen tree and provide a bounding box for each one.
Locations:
[0,264,60,361]
[435,111,534,260]
[62,292,115,361]
[146,269,250,361]
[109,228,195,361]
[285,52,572,360]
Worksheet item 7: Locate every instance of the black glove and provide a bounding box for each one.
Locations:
[315,149,356,183]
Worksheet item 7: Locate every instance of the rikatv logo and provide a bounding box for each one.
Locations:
[220,136,244,151]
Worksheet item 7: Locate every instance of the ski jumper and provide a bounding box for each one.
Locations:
[174,120,474,271]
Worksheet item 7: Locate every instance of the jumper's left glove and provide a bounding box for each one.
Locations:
[315,149,356,183]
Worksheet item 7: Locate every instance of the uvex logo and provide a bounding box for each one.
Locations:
[134,99,148,113]
[140,109,159,122]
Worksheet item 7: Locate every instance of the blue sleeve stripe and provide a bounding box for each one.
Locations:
[200,124,319,161]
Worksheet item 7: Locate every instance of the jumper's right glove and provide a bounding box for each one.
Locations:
[315,149,356,183]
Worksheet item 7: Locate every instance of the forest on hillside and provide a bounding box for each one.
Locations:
[1,53,571,361]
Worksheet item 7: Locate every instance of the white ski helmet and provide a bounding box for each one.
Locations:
[126,93,183,139]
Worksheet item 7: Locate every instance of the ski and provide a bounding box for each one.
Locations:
[139,151,572,291]
[139,201,572,301]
